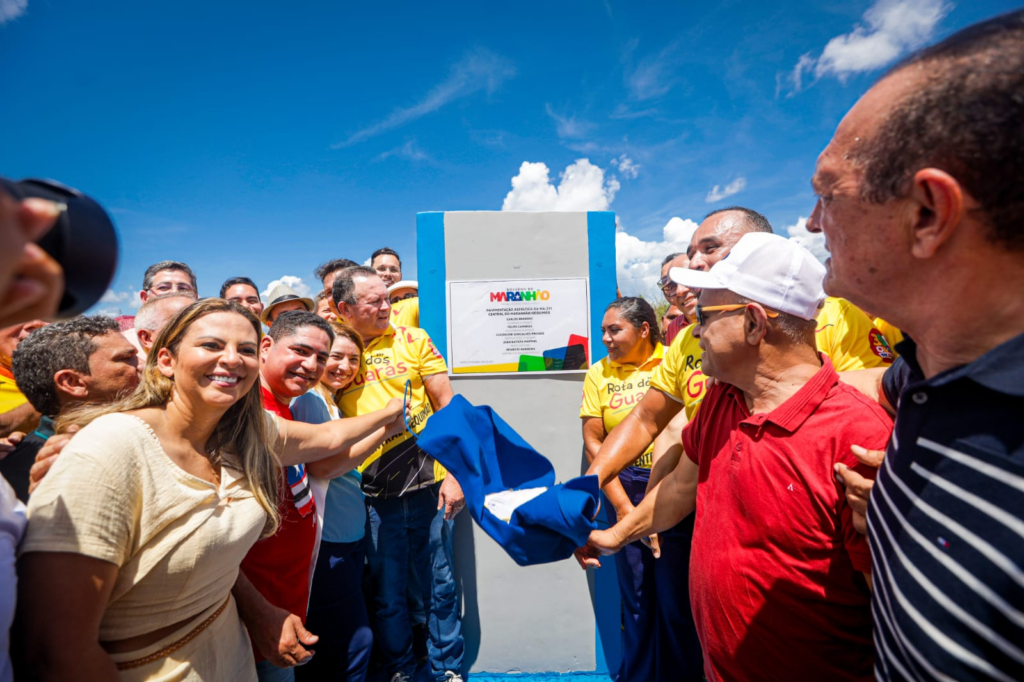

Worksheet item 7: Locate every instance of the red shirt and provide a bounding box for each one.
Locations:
[681,355,891,682]
[241,386,318,659]
[664,313,690,346]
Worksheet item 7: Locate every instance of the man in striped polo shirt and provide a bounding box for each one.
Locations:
[807,10,1024,680]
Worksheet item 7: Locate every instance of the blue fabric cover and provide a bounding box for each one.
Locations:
[414,394,599,566]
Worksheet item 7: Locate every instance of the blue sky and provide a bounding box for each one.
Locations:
[1,0,1016,314]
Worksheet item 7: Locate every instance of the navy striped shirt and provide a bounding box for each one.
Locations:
[870,333,1024,681]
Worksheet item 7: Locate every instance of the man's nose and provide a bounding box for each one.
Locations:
[807,201,823,234]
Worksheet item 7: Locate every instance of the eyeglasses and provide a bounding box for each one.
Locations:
[695,303,779,326]
[390,292,417,303]
[657,276,677,293]
[149,283,195,294]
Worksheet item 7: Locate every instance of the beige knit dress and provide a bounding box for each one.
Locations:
[21,412,277,681]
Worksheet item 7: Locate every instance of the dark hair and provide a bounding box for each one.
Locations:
[314,258,359,284]
[661,252,685,267]
[142,260,197,291]
[702,207,773,234]
[855,10,1024,249]
[219,276,259,299]
[268,310,335,344]
[314,290,329,304]
[370,247,401,267]
[606,297,663,346]
[12,316,120,416]
[332,265,379,307]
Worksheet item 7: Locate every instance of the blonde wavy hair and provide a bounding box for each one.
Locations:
[58,298,281,536]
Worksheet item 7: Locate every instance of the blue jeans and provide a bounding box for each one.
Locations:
[612,466,657,682]
[256,659,295,682]
[653,514,703,681]
[366,484,463,680]
[296,539,372,682]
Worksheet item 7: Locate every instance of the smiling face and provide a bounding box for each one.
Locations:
[372,254,402,286]
[338,276,392,342]
[601,308,649,365]
[157,311,261,411]
[316,297,337,323]
[660,253,696,319]
[322,335,361,393]
[224,283,264,318]
[687,211,752,273]
[260,325,331,402]
[142,269,196,303]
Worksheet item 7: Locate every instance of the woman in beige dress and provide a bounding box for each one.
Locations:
[14,299,405,681]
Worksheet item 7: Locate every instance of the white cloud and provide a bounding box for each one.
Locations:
[783,0,951,93]
[262,275,312,302]
[0,0,27,24]
[375,139,429,162]
[332,48,515,148]
[501,159,620,212]
[705,177,747,203]
[500,158,694,296]
[91,287,142,316]
[624,39,681,101]
[545,104,595,140]
[616,217,700,295]
[785,216,829,263]
[610,154,640,180]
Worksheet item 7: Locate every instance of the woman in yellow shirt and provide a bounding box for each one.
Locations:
[580,297,663,682]
[16,299,405,681]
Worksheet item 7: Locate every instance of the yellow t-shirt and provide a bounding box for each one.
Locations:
[390,297,419,328]
[873,317,904,351]
[580,343,665,469]
[649,324,707,420]
[0,366,28,414]
[338,325,447,498]
[815,297,896,370]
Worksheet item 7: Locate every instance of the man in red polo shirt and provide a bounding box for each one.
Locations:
[582,232,892,681]
[238,310,334,682]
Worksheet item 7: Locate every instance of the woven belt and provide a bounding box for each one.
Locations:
[115,596,231,671]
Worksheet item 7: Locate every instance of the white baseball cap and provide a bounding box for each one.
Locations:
[669,232,826,320]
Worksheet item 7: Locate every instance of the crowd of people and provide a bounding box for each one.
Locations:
[0,9,1021,682]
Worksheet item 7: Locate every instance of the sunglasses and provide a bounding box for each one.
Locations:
[657,276,678,292]
[695,303,779,326]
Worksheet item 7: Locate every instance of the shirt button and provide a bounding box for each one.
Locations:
[735,443,743,452]
[912,392,928,404]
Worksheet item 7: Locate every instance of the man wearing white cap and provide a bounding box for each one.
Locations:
[581,233,893,682]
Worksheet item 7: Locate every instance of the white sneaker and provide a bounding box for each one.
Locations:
[443,672,464,682]
[389,673,412,682]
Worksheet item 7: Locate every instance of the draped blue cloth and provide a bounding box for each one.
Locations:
[414,394,599,566]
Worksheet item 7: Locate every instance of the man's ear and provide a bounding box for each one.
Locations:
[156,347,175,379]
[53,369,89,400]
[744,304,770,345]
[137,328,154,352]
[260,335,274,363]
[908,168,965,260]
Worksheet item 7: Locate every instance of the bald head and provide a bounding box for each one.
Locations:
[687,207,773,272]
[135,294,193,353]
